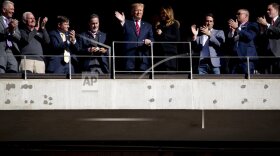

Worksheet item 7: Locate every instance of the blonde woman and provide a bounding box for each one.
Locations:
[154,6,180,71]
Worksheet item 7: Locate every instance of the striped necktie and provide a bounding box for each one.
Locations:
[135,20,140,36]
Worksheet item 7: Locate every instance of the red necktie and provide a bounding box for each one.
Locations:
[135,20,140,36]
[272,20,275,26]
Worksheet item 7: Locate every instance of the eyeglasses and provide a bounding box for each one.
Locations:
[236,12,246,15]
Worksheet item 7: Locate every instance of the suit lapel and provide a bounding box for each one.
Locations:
[96,31,103,42]
[241,22,248,30]
[275,17,280,26]
[86,31,95,40]
[139,21,144,36]
[56,30,64,43]
[98,32,105,43]
[199,35,203,45]
[0,16,6,29]
[211,29,217,37]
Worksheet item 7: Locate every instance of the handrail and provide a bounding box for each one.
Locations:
[112,41,192,79]
[2,40,280,79]
[77,34,112,79]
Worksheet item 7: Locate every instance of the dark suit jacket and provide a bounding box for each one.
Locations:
[78,31,109,73]
[47,30,79,73]
[0,16,21,68]
[266,17,280,56]
[154,21,180,54]
[122,19,154,70]
[229,21,259,60]
[123,19,154,48]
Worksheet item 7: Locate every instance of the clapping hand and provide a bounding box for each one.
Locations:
[191,24,198,40]
[41,17,48,29]
[200,25,210,36]
[69,30,76,43]
[257,16,268,26]
[8,19,18,32]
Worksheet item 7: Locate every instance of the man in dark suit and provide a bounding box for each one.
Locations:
[47,16,79,74]
[0,0,20,73]
[228,9,259,74]
[257,2,280,74]
[115,3,154,71]
[78,14,109,74]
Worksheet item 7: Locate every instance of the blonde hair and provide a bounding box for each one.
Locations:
[160,6,180,28]
[131,3,144,15]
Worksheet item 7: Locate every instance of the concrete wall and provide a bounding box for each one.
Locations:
[1,79,279,110]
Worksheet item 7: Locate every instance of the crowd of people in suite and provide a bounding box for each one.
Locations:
[1,1,280,75]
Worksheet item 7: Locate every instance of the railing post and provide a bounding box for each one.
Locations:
[108,47,112,79]
[69,56,72,79]
[247,56,250,80]
[189,42,193,79]
[202,109,205,129]
[112,42,116,79]
[151,42,154,80]
[24,55,27,80]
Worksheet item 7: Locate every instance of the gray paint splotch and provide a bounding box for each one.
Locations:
[241,98,248,104]
[21,84,32,89]
[6,83,15,91]
[5,99,11,104]
[24,100,35,104]
[43,95,53,105]
[213,99,217,104]
[264,84,269,89]
[149,98,155,102]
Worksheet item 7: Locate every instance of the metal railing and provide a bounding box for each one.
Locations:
[112,41,192,79]
[2,41,280,80]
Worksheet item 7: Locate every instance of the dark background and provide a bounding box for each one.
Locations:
[10,0,275,43]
